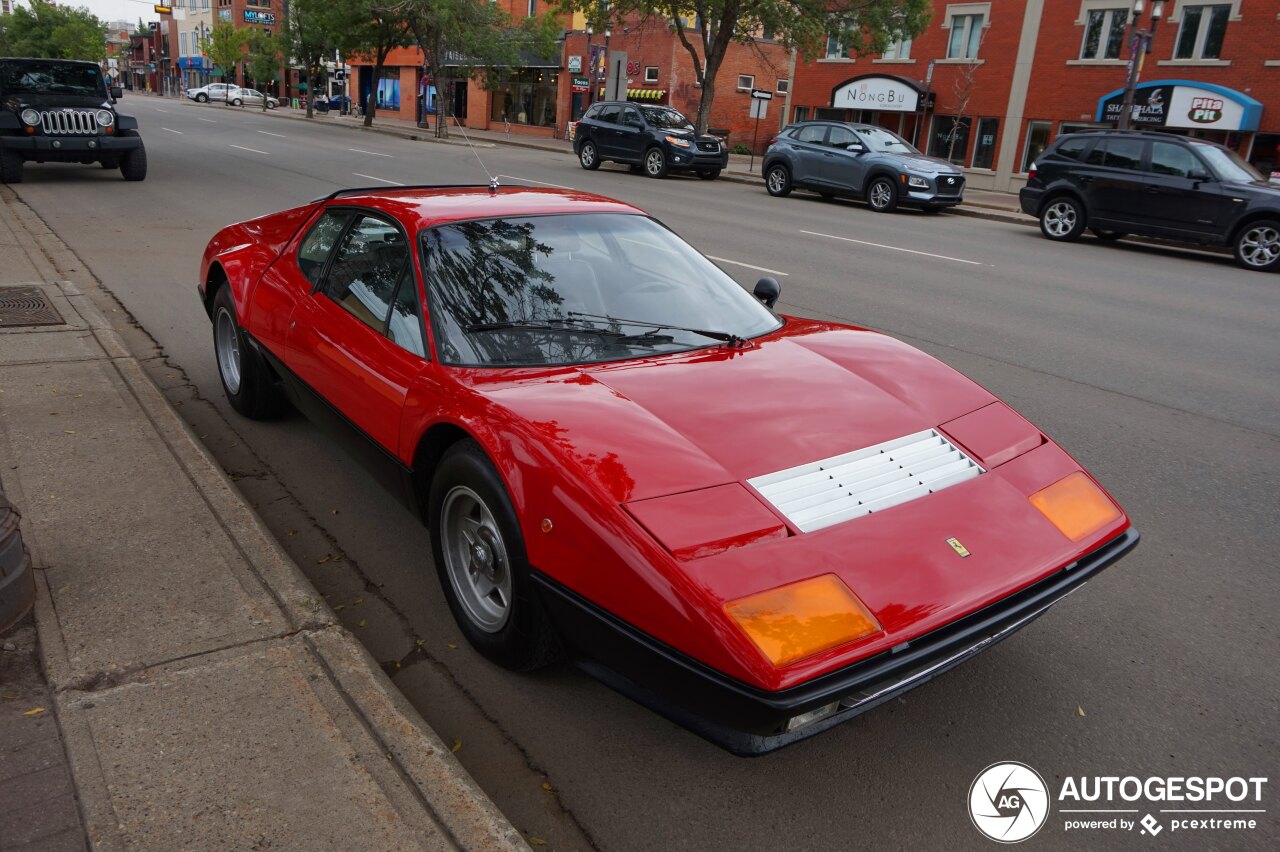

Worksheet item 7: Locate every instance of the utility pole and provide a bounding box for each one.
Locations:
[1117,0,1165,130]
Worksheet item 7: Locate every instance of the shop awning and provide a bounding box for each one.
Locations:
[1096,80,1262,131]
[626,88,666,101]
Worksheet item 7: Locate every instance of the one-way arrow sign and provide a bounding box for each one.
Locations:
[750,89,773,101]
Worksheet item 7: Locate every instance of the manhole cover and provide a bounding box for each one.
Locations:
[0,286,64,328]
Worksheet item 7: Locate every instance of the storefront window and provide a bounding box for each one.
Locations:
[1022,120,1052,172]
[375,71,400,110]
[929,115,971,164]
[490,69,558,127]
[971,117,998,168]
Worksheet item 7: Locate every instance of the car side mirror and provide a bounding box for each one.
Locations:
[846,143,866,154]
[109,85,123,100]
[626,118,643,129]
[1188,168,1211,182]
[754,276,781,309]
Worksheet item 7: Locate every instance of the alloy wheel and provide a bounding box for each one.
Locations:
[1238,224,1280,269]
[441,486,513,633]
[869,181,892,210]
[214,307,242,394]
[1043,201,1078,238]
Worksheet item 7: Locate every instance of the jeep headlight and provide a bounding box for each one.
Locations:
[20,109,40,126]
[907,175,930,189]
[96,110,115,126]
[665,135,692,148]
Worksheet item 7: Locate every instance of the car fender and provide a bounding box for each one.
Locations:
[116,115,138,132]
[1036,180,1089,217]
[861,164,901,193]
[200,204,318,322]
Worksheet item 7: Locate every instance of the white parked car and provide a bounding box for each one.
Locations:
[185,83,235,103]
[227,87,278,109]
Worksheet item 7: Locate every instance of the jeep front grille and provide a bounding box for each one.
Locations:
[748,429,984,533]
[39,110,99,135]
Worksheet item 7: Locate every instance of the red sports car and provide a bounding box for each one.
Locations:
[200,185,1138,754]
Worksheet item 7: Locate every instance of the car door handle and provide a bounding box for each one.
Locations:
[1079,176,1094,184]
[1144,187,1160,194]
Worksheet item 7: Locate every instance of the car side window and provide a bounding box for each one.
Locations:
[1149,142,1201,178]
[1086,139,1144,171]
[298,212,349,286]
[621,106,642,127]
[828,126,858,149]
[320,214,408,333]
[386,264,427,358]
[596,105,620,124]
[796,125,827,145]
[582,104,601,120]
[1055,137,1090,161]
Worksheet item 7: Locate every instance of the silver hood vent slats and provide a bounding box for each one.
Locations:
[748,429,984,533]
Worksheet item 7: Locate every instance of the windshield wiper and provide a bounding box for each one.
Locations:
[464,319,675,346]
[566,312,746,347]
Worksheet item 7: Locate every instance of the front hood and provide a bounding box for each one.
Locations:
[1225,178,1280,195]
[893,152,963,174]
[482,319,995,504]
[6,94,110,110]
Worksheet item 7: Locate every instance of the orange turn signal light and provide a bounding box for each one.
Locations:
[1029,471,1121,542]
[725,574,882,668]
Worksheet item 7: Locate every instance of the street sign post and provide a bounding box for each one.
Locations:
[749,90,774,172]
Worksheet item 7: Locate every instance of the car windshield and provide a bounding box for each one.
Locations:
[856,126,920,154]
[0,61,104,97]
[422,213,781,367]
[641,107,693,131]
[1193,143,1265,183]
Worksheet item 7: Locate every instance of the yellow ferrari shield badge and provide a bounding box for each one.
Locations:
[946,537,971,558]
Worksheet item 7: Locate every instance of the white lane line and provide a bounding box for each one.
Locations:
[230,144,269,154]
[800,230,984,265]
[155,108,170,114]
[705,255,789,277]
[352,172,404,186]
[161,127,183,134]
[198,117,217,123]
[258,130,287,138]
[348,148,392,158]
[498,174,574,190]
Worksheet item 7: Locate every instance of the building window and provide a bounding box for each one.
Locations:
[972,117,999,168]
[490,68,558,128]
[825,36,851,60]
[527,0,536,16]
[1022,120,1052,172]
[1174,4,1230,59]
[929,115,971,165]
[777,79,789,94]
[882,38,912,60]
[737,74,754,91]
[644,66,658,83]
[793,105,810,122]
[1080,7,1128,59]
[947,14,985,58]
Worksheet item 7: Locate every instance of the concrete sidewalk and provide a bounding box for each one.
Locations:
[0,187,527,850]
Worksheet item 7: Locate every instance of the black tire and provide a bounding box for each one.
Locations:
[765,163,791,197]
[430,440,561,670]
[866,176,899,213]
[1091,228,1124,241]
[643,147,668,178]
[196,93,209,103]
[211,285,287,419]
[119,143,147,181]
[697,168,721,180]
[0,149,24,184]
[578,139,600,170]
[1233,219,1280,272]
[1040,196,1086,241]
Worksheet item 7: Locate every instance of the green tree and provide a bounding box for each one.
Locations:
[0,0,106,61]
[388,0,559,138]
[570,0,931,134]
[321,2,411,126]
[244,30,283,111]
[286,0,336,119]
[204,22,246,101]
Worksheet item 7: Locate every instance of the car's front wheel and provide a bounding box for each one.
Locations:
[644,147,668,178]
[119,141,147,182]
[196,93,208,103]
[430,440,560,670]
[866,176,899,213]
[765,164,791,197]
[1234,219,1280,271]
[1040,196,1086,241]
[211,285,287,419]
[578,139,600,170]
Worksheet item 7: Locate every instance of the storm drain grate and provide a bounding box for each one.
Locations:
[0,286,64,328]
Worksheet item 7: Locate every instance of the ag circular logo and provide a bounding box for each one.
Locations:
[969,762,1050,843]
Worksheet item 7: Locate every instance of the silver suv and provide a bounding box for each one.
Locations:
[763,121,965,212]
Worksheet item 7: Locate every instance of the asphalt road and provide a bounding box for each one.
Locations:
[10,97,1279,851]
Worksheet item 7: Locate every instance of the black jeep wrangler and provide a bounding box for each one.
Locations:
[0,57,146,183]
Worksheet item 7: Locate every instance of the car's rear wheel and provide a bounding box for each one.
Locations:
[765,164,791,197]
[1234,220,1280,271]
[1091,228,1125,241]
[697,168,721,180]
[644,147,668,178]
[231,98,243,107]
[867,177,898,213]
[1040,196,1086,241]
[211,286,287,419]
[578,139,600,170]
[0,149,24,184]
[430,440,560,670]
[196,93,208,103]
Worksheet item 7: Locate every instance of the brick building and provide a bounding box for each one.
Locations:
[787,0,1280,191]
[347,6,789,148]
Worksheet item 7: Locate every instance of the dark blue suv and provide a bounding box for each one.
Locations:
[574,101,728,179]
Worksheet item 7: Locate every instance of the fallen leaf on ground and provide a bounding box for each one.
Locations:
[63,430,75,435]
[1077,706,1086,717]
[541,782,553,792]
[452,739,462,753]
[529,838,547,846]
[356,618,367,628]
[317,555,331,564]
[332,605,344,612]
[22,707,46,717]
[352,597,363,605]
[446,643,458,650]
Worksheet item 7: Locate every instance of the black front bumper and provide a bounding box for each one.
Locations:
[1,134,141,161]
[535,527,1139,755]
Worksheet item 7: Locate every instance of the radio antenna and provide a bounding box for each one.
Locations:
[448,112,496,192]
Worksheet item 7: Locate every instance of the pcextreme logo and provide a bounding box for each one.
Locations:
[969,762,1050,843]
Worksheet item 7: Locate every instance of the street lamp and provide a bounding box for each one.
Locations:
[1117,0,1165,130]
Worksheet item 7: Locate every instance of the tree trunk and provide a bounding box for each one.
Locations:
[365,44,390,127]
[697,55,722,136]
[304,67,313,118]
